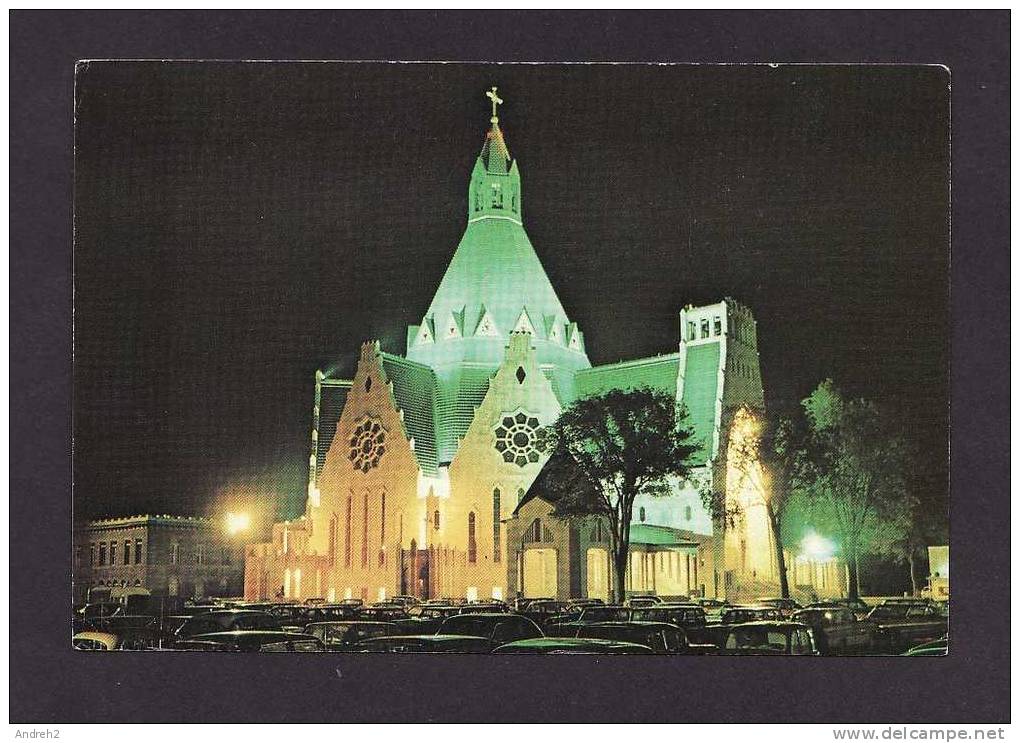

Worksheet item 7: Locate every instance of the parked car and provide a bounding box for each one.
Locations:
[626,596,663,608]
[389,595,423,609]
[175,631,325,652]
[493,637,654,654]
[720,606,785,625]
[695,598,730,622]
[73,628,162,651]
[756,597,803,618]
[811,597,872,620]
[304,621,399,650]
[357,603,410,622]
[792,606,879,655]
[298,604,361,624]
[903,636,948,657]
[575,622,690,654]
[458,602,509,615]
[393,606,462,635]
[353,635,493,653]
[436,613,543,649]
[867,601,948,653]
[631,604,712,644]
[716,621,818,655]
[174,610,279,639]
[520,600,569,624]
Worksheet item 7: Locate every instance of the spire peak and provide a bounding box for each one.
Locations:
[485,86,503,124]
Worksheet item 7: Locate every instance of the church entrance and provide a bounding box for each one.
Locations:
[401,545,431,600]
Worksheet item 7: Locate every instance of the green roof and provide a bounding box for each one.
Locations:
[629,524,705,547]
[573,353,681,401]
[380,354,438,475]
[680,342,721,466]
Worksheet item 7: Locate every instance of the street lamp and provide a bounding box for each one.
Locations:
[801,532,833,559]
[225,512,251,536]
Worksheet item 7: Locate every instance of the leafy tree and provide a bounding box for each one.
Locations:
[540,387,700,603]
[791,380,909,600]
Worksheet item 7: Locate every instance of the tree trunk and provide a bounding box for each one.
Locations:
[847,549,860,600]
[766,504,790,599]
[907,548,920,597]
[612,545,629,606]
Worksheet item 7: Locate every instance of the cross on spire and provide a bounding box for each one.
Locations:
[486,86,503,124]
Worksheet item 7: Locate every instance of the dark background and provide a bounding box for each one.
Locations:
[12,10,1008,724]
[72,62,949,526]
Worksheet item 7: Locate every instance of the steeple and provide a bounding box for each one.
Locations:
[470,86,521,221]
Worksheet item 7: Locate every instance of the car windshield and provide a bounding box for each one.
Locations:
[870,605,910,619]
[726,627,789,652]
[438,615,501,636]
[580,607,630,622]
[633,608,704,625]
[582,626,667,652]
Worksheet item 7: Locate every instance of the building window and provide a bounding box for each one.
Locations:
[491,182,502,208]
[362,493,369,568]
[196,543,205,565]
[687,322,697,341]
[345,495,353,567]
[171,542,179,565]
[433,510,440,530]
[467,512,477,563]
[529,518,542,543]
[98,542,106,566]
[493,411,546,467]
[493,489,501,562]
[380,492,386,545]
[639,507,646,522]
[134,539,142,564]
[123,540,131,565]
[109,541,117,565]
[701,319,710,338]
[685,506,692,521]
[89,544,95,566]
[714,317,722,336]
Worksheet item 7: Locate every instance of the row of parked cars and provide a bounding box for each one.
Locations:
[71,594,947,656]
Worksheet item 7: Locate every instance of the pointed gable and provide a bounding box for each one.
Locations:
[544,314,564,344]
[474,304,499,337]
[442,308,465,339]
[513,307,536,335]
[414,317,435,345]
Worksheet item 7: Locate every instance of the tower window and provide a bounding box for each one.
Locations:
[123,540,131,565]
[701,319,710,338]
[687,322,696,341]
[515,366,526,384]
[365,376,372,393]
[362,493,369,568]
[433,510,440,530]
[685,506,692,521]
[134,539,142,564]
[491,183,502,208]
[714,317,722,336]
[639,507,646,523]
[467,512,477,563]
[345,495,353,567]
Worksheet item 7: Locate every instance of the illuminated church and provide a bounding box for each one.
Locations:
[244,89,845,605]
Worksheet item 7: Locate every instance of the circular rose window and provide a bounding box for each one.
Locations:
[494,411,547,468]
[348,418,386,473]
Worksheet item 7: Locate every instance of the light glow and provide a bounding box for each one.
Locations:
[801,532,834,559]
[225,512,251,535]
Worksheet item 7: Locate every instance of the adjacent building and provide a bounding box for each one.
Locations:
[244,89,846,604]
[74,515,245,603]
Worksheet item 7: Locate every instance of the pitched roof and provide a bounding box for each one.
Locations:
[573,352,681,401]
[629,523,708,547]
[513,450,598,516]
[379,353,439,476]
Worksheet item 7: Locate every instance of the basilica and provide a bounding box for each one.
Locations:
[243,89,846,605]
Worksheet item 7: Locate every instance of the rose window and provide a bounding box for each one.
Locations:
[348,418,387,473]
[494,411,547,468]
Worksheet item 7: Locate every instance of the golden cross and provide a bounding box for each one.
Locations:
[485,86,503,123]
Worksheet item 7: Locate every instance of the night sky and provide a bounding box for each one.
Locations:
[73,62,950,522]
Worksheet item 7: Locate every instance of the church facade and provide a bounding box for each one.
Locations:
[243,90,846,605]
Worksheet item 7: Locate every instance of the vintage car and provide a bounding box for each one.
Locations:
[353,635,493,653]
[719,606,785,625]
[631,604,712,644]
[72,628,162,651]
[356,603,410,622]
[867,601,948,653]
[435,612,543,649]
[902,636,948,657]
[173,610,280,639]
[304,621,398,650]
[544,605,633,636]
[756,597,804,618]
[812,597,872,620]
[492,637,654,654]
[174,630,324,652]
[392,606,463,634]
[715,621,819,655]
[694,598,730,622]
[792,606,879,655]
[575,622,690,654]
[626,595,663,609]
[519,600,570,625]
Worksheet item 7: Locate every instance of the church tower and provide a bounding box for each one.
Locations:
[406,88,591,464]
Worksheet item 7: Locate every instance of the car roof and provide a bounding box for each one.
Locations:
[494,637,653,650]
[73,631,118,642]
[190,630,317,640]
[724,620,810,630]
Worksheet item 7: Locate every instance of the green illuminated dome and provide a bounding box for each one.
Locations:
[406,90,591,462]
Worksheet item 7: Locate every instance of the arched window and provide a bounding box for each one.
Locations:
[639,507,646,522]
[492,489,501,562]
[684,505,692,521]
[433,510,440,530]
[529,518,542,543]
[467,512,477,563]
[345,495,353,567]
[362,493,369,567]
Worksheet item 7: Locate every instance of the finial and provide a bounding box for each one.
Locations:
[485,86,503,124]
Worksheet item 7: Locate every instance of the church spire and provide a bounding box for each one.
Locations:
[471,86,519,218]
